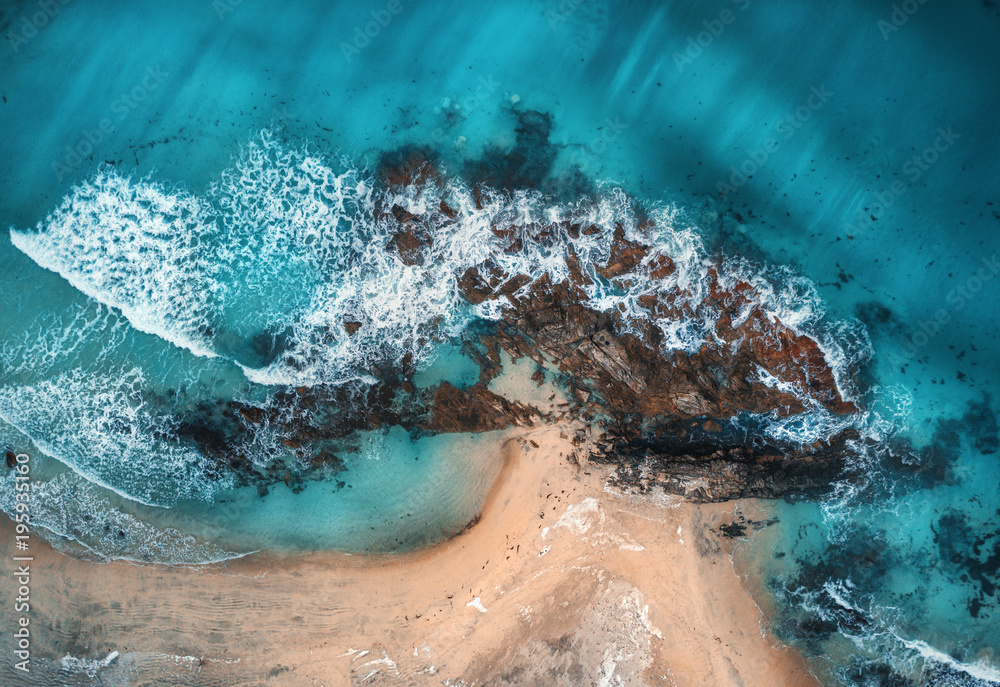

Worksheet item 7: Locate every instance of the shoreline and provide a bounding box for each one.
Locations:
[1,424,819,686]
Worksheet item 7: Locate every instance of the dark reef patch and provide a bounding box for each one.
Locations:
[464,109,558,192]
[932,509,1000,601]
[885,395,1000,492]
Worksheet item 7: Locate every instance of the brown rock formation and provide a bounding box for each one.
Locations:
[439,190,861,500]
[181,153,865,503]
[457,254,855,425]
[425,382,538,433]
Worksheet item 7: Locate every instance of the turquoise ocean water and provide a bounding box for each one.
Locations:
[1,0,998,684]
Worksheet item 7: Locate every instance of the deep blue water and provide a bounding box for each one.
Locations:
[1,0,999,684]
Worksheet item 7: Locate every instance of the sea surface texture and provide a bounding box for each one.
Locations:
[1,0,998,685]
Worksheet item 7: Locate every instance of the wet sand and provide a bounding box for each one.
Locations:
[1,424,818,686]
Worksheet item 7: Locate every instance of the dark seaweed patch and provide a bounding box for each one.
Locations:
[717,513,779,539]
[768,529,893,655]
[845,663,912,687]
[965,397,999,455]
[464,109,558,192]
[884,395,999,490]
[854,301,901,334]
[931,510,1000,602]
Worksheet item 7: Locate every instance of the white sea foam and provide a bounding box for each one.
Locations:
[10,130,802,387]
[894,636,1000,685]
[818,384,915,538]
[0,471,243,565]
[781,575,1000,686]
[10,172,219,359]
[0,369,231,506]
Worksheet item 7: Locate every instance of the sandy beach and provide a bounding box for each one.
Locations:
[1,424,818,686]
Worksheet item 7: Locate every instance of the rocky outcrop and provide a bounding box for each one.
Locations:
[442,183,859,501]
[174,150,865,503]
[597,428,863,502]
[173,376,540,493]
[456,234,855,425]
[425,383,538,433]
[387,203,433,266]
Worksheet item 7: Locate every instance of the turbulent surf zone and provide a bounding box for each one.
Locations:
[2,124,997,684]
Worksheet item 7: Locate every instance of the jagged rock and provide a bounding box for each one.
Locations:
[377,146,440,188]
[530,368,545,386]
[391,203,418,224]
[238,406,265,424]
[600,430,863,502]
[308,451,346,472]
[426,382,538,433]
[453,248,856,423]
[174,149,868,504]
[596,224,646,279]
[388,226,431,266]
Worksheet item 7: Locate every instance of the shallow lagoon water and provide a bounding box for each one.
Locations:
[2,0,1000,684]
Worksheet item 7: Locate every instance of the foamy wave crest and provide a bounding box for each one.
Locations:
[780,576,1000,686]
[10,173,218,358]
[0,472,243,564]
[10,130,778,387]
[0,369,231,506]
[896,637,1000,686]
[10,132,483,386]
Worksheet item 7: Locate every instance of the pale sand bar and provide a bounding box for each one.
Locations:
[1,425,818,686]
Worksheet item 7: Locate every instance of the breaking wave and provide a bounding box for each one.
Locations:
[10,130,859,391]
[777,577,1000,686]
[0,470,242,565]
[0,369,231,507]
